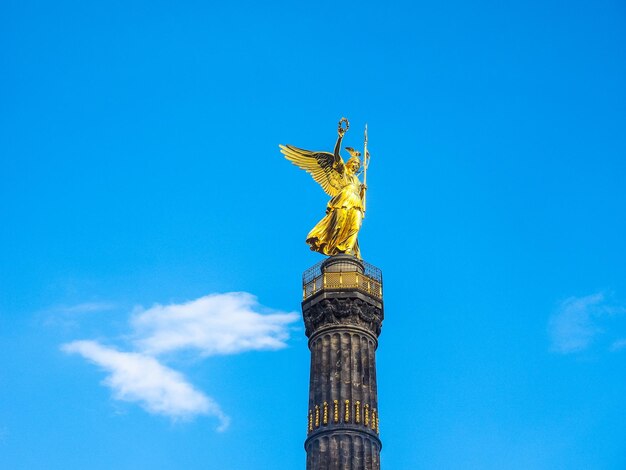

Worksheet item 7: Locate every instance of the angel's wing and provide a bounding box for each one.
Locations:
[280,144,344,197]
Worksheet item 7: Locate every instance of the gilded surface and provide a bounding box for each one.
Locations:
[306,399,380,435]
[280,118,370,258]
[302,271,382,300]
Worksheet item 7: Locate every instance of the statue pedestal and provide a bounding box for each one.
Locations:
[302,255,384,469]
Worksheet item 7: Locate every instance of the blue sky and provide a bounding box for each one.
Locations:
[1,0,625,468]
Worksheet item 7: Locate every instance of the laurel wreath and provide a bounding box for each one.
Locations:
[338,117,350,135]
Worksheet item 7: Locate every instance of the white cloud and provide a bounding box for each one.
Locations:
[131,292,299,357]
[548,293,605,354]
[62,292,298,428]
[548,292,626,354]
[62,340,229,429]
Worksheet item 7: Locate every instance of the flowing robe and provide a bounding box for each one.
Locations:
[306,172,363,258]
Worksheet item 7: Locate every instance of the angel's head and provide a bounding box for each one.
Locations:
[345,147,361,158]
[346,156,361,174]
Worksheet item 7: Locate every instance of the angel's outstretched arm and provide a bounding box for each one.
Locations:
[333,132,345,169]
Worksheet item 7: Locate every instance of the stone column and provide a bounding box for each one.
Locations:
[302,255,384,470]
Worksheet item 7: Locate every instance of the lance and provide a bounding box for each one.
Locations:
[362,124,369,214]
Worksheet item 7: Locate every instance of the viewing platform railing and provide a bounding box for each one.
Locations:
[302,257,383,300]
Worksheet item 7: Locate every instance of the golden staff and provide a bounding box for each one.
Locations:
[362,124,369,214]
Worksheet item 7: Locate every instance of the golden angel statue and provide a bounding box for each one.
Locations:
[280,118,370,259]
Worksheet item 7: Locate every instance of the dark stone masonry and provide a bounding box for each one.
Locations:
[301,254,384,470]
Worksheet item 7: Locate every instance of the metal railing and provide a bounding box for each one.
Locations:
[302,259,383,300]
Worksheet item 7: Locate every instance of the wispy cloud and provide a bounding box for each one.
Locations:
[63,340,229,429]
[57,302,117,314]
[44,302,118,329]
[62,292,298,428]
[131,293,298,357]
[548,293,605,354]
[548,292,625,354]
[610,338,626,352]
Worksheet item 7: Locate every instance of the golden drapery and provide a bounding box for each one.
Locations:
[306,173,363,259]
